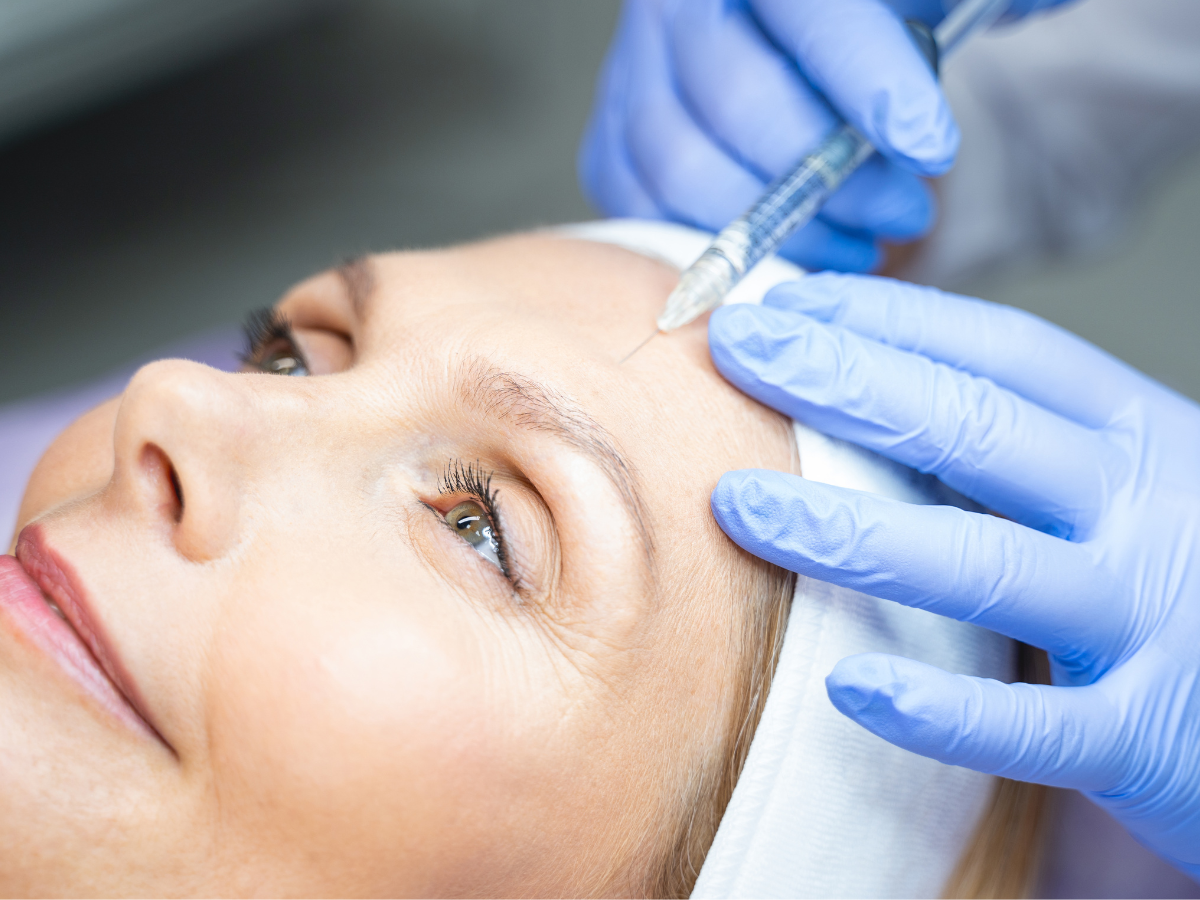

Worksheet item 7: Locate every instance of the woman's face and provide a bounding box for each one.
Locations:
[3,234,793,896]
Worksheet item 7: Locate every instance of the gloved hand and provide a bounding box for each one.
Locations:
[579,0,1077,273]
[707,274,1200,879]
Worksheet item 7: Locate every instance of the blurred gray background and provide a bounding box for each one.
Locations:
[0,0,1198,405]
[0,0,621,403]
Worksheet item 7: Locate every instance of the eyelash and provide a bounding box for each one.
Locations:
[437,460,518,587]
[240,307,308,373]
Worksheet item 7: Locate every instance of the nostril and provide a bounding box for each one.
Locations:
[167,465,184,523]
[139,444,183,524]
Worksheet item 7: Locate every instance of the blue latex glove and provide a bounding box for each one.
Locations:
[707,274,1200,879]
[578,0,1076,273]
[892,0,1077,24]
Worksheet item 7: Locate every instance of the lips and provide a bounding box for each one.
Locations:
[0,526,162,743]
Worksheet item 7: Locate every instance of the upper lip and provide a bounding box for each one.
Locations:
[12,525,168,748]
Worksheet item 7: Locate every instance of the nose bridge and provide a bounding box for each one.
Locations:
[111,360,266,561]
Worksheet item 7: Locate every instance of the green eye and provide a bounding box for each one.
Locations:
[260,348,309,376]
[445,500,502,569]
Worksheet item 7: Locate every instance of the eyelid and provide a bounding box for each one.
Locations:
[241,305,356,376]
[273,274,360,348]
[416,460,562,615]
[430,464,521,589]
[290,327,354,375]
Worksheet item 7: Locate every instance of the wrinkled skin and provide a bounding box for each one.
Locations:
[2,234,793,896]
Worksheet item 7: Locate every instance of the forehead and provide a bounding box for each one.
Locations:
[315,235,776,466]
[279,230,794,590]
[358,235,676,353]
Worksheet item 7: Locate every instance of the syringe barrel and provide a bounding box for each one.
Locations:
[656,124,873,332]
[736,124,873,273]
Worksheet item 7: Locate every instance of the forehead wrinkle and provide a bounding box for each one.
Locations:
[454,356,657,576]
[336,255,378,318]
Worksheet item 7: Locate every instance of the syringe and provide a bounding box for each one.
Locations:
[619,0,1010,364]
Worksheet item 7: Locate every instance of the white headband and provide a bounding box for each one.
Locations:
[560,219,1014,897]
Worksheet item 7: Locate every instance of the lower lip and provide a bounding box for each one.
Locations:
[0,554,155,739]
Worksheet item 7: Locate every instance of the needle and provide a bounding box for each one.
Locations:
[618,329,660,365]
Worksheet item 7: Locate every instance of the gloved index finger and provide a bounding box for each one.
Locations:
[749,0,958,176]
[764,273,1150,430]
[709,303,1117,538]
[667,0,937,242]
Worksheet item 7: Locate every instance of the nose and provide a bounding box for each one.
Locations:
[110,360,265,561]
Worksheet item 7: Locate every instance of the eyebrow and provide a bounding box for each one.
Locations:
[456,357,656,572]
[333,258,657,571]
[336,255,377,316]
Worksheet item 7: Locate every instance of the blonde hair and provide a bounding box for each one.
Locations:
[643,555,794,899]
[644,559,1049,900]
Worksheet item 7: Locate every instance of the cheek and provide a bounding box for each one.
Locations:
[16,399,119,540]
[201,550,550,893]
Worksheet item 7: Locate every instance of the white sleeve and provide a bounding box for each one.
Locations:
[903,0,1200,289]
